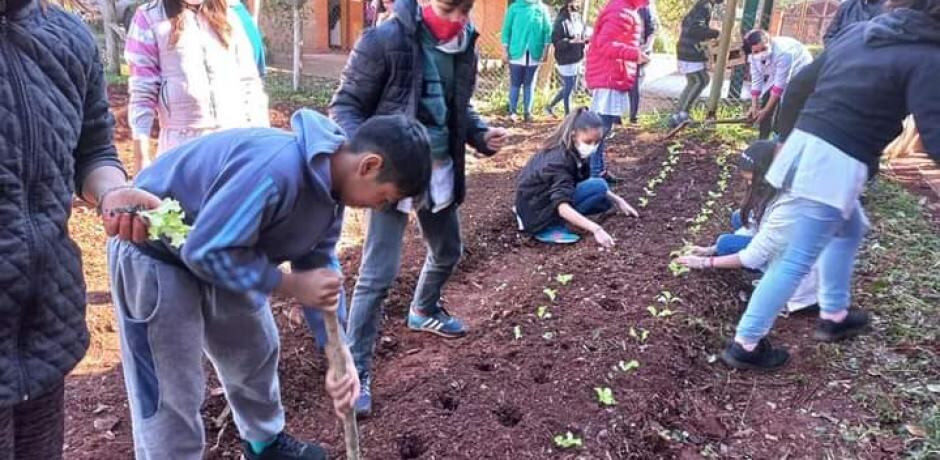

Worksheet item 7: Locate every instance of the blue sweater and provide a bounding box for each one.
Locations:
[134,110,346,294]
[795,9,940,172]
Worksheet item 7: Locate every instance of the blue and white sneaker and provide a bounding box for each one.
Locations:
[407,307,468,338]
[354,370,372,417]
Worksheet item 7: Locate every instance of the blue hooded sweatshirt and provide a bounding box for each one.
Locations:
[133,110,346,295]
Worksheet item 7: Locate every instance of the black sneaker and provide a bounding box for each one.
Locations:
[720,338,790,371]
[243,432,327,460]
[814,309,870,342]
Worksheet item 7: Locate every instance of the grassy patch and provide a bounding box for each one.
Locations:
[853,180,940,457]
[264,71,337,107]
[106,71,128,86]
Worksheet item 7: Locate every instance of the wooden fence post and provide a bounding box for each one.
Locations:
[706,0,740,116]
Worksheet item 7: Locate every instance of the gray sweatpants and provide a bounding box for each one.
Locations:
[108,239,284,460]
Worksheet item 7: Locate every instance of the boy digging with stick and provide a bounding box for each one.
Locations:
[107,110,432,460]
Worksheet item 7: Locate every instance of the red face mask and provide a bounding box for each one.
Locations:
[421,5,466,43]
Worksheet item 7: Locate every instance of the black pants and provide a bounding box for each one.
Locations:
[0,380,65,460]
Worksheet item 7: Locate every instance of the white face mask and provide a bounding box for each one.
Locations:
[576,141,598,159]
[183,0,205,6]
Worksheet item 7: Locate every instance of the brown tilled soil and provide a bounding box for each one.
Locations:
[63,87,921,459]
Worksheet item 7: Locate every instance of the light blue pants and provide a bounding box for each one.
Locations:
[735,198,868,342]
[509,63,540,116]
[108,239,284,460]
[346,205,462,375]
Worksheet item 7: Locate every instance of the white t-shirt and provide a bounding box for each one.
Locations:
[748,36,813,98]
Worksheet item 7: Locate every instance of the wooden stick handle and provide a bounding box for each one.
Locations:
[323,310,361,460]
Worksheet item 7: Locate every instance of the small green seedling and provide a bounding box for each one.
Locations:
[619,359,640,373]
[644,188,656,197]
[629,327,649,343]
[513,326,522,340]
[638,197,649,208]
[556,274,574,286]
[657,309,674,318]
[657,291,682,305]
[543,288,558,302]
[708,191,723,199]
[594,387,617,406]
[140,198,191,248]
[536,305,552,319]
[542,331,555,340]
[668,261,690,277]
[553,432,582,449]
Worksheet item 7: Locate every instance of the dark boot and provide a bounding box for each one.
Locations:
[721,338,790,371]
[243,432,327,460]
[814,309,870,342]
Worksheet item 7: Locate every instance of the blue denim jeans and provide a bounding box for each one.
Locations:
[735,198,867,342]
[591,115,620,177]
[548,75,577,115]
[573,178,612,215]
[346,206,462,375]
[509,64,539,116]
[716,210,753,256]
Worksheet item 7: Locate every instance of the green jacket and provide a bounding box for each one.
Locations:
[501,0,553,62]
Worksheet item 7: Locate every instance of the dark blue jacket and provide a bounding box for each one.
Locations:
[676,0,720,62]
[796,9,940,173]
[823,0,885,45]
[0,0,123,405]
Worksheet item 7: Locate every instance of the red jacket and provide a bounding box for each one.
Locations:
[585,0,647,92]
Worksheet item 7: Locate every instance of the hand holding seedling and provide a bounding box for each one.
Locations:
[690,245,717,256]
[100,187,162,243]
[279,268,343,308]
[676,255,711,270]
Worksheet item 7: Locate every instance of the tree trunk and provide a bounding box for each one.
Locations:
[292,0,303,90]
[100,0,121,74]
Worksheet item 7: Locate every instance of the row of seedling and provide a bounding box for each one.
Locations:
[638,142,684,209]
[667,148,736,277]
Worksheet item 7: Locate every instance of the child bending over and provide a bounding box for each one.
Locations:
[515,108,639,247]
[675,140,819,313]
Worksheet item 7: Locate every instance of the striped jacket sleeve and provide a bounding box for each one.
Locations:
[181,170,284,294]
[124,8,161,140]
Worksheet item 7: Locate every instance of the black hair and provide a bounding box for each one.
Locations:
[738,140,779,228]
[742,29,769,55]
[438,0,475,14]
[347,115,432,198]
[541,107,605,152]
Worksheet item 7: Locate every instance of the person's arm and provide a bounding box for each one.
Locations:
[465,103,503,155]
[749,55,764,116]
[908,63,940,163]
[775,53,824,141]
[594,16,641,62]
[677,253,744,269]
[501,6,515,60]
[558,202,602,233]
[606,190,639,217]
[75,26,162,241]
[329,30,388,137]
[685,3,719,41]
[285,217,345,310]
[125,8,161,171]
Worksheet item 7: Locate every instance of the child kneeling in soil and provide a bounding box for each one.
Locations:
[673,140,819,313]
[514,108,639,247]
[108,110,431,460]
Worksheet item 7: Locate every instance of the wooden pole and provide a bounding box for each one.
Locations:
[100,0,121,74]
[323,309,361,460]
[292,0,303,90]
[706,0,740,117]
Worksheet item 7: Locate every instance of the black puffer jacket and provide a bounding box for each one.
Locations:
[329,0,494,206]
[676,0,720,62]
[515,145,590,234]
[0,0,122,405]
[552,10,585,66]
